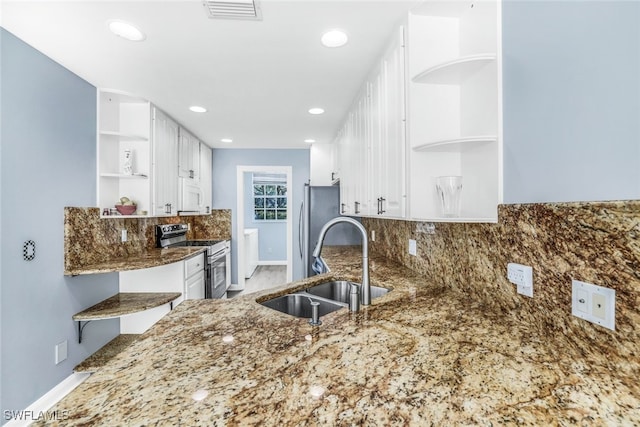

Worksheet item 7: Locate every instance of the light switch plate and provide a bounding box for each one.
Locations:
[571,280,615,330]
[408,239,417,256]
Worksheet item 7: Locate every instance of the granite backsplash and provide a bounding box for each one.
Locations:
[64,207,231,274]
[362,201,640,375]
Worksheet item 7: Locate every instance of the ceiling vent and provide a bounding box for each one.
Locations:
[202,0,262,20]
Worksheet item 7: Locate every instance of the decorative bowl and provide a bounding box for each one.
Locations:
[115,204,137,215]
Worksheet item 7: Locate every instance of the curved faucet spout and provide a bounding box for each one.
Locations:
[312,217,371,305]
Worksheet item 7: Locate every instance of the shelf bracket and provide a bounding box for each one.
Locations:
[77,320,92,344]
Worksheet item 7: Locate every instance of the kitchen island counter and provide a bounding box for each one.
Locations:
[41,247,640,425]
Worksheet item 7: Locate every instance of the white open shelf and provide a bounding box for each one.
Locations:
[99,131,149,142]
[100,173,148,179]
[406,1,501,223]
[413,135,497,152]
[412,54,496,85]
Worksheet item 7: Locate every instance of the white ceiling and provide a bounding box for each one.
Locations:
[1,0,420,148]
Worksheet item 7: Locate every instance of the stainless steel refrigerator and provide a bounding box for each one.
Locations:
[300,184,362,277]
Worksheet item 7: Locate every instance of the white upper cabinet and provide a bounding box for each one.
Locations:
[331,0,502,223]
[309,143,336,186]
[178,127,200,181]
[372,26,406,218]
[97,89,151,216]
[338,26,406,219]
[97,89,213,217]
[200,142,213,214]
[406,0,502,222]
[152,108,179,216]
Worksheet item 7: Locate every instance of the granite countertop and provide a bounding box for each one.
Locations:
[64,247,206,276]
[41,247,640,425]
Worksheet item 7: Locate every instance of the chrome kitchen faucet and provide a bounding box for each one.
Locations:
[312,217,371,306]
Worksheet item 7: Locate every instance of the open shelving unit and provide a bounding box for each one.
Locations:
[406,0,502,222]
[97,89,152,217]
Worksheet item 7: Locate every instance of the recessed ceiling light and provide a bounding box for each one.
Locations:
[221,138,233,143]
[107,20,146,42]
[321,29,348,48]
[308,108,325,115]
[304,139,316,143]
[189,106,207,113]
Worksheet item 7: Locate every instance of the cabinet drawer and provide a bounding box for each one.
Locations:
[185,253,205,279]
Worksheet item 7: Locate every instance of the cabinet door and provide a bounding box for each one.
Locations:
[200,143,213,214]
[178,128,200,180]
[185,270,205,300]
[379,26,407,218]
[353,85,371,216]
[152,108,179,216]
[338,115,353,215]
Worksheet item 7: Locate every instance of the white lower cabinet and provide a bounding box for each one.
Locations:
[119,253,204,333]
[184,253,205,299]
[119,261,183,334]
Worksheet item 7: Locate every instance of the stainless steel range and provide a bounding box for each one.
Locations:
[156,224,231,299]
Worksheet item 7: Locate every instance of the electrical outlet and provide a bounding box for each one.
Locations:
[507,263,533,297]
[571,280,615,330]
[55,341,67,365]
[408,239,417,256]
[121,229,127,242]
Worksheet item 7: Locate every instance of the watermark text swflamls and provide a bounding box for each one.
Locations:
[4,410,70,421]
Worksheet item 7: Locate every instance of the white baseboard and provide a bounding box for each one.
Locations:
[226,283,243,292]
[4,372,90,426]
[258,260,287,266]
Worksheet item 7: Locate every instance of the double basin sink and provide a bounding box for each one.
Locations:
[260,281,390,318]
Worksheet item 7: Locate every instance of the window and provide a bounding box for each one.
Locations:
[253,173,287,221]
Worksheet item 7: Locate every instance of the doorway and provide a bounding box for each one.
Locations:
[233,165,293,292]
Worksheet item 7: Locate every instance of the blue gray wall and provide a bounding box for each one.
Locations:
[212,149,310,283]
[243,172,287,262]
[502,0,640,203]
[0,29,119,418]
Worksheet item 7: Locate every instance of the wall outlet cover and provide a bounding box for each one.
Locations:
[507,263,533,298]
[55,341,68,365]
[408,239,417,256]
[571,280,615,330]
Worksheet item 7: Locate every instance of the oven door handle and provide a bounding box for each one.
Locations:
[210,249,228,260]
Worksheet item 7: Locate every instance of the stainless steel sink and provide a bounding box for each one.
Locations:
[305,281,390,304]
[260,293,346,318]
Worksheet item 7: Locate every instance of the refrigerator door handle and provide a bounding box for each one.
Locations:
[298,201,304,259]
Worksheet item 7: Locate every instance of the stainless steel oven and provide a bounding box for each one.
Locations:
[156,224,230,299]
[208,242,230,299]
